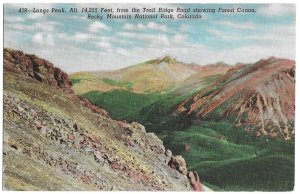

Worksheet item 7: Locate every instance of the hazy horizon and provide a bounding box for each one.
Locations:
[4,3,295,73]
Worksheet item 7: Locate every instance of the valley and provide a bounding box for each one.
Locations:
[70,55,295,191]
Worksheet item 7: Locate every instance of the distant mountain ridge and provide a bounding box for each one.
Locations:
[177,57,295,140]
[144,56,178,65]
[70,56,233,95]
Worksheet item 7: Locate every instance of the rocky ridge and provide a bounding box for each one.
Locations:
[177,57,295,140]
[4,48,72,92]
[4,48,108,116]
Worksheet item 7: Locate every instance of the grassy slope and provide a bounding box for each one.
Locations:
[75,73,294,191]
[81,90,164,121]
[163,121,294,191]
[70,58,201,94]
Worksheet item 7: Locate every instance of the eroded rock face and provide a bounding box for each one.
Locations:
[4,48,73,92]
[177,57,295,140]
[235,66,295,140]
[4,48,110,118]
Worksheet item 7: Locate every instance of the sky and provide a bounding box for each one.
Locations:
[4,3,296,73]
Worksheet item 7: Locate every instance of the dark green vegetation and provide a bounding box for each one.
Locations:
[82,90,167,121]
[71,78,81,85]
[78,82,294,191]
[164,121,294,191]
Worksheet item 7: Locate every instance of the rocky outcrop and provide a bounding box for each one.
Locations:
[188,171,202,191]
[4,48,109,118]
[4,48,72,92]
[163,152,202,191]
[168,155,188,175]
[79,97,108,117]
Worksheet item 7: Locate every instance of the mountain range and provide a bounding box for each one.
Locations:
[3,48,295,191]
[71,55,295,141]
[70,54,295,191]
[70,56,233,95]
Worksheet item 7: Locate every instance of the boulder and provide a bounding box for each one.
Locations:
[184,144,190,152]
[188,171,202,191]
[168,155,188,175]
[131,122,146,133]
[34,121,42,129]
[73,123,80,131]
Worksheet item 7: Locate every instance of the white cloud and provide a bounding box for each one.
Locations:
[259,4,295,17]
[116,48,130,56]
[117,31,171,47]
[32,33,54,46]
[5,23,28,31]
[4,16,24,23]
[246,24,295,49]
[137,23,145,30]
[207,23,295,45]
[112,38,132,46]
[57,31,115,48]
[89,21,110,33]
[123,23,134,30]
[96,41,111,49]
[57,32,68,39]
[153,35,170,47]
[122,22,168,32]
[27,13,43,20]
[35,22,57,32]
[71,32,114,45]
[206,28,240,41]
[32,33,43,44]
[118,32,136,38]
[45,34,55,46]
[173,34,186,44]
[4,21,59,32]
[73,32,90,42]
[147,22,168,31]
[217,20,256,30]
[207,28,223,36]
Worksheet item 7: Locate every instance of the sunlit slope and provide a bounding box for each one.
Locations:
[70,56,232,95]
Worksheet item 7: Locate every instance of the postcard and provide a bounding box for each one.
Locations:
[3,2,296,191]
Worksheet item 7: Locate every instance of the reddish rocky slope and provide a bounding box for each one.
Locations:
[177,57,295,140]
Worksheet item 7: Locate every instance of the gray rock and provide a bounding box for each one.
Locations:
[165,149,172,157]
[39,126,48,135]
